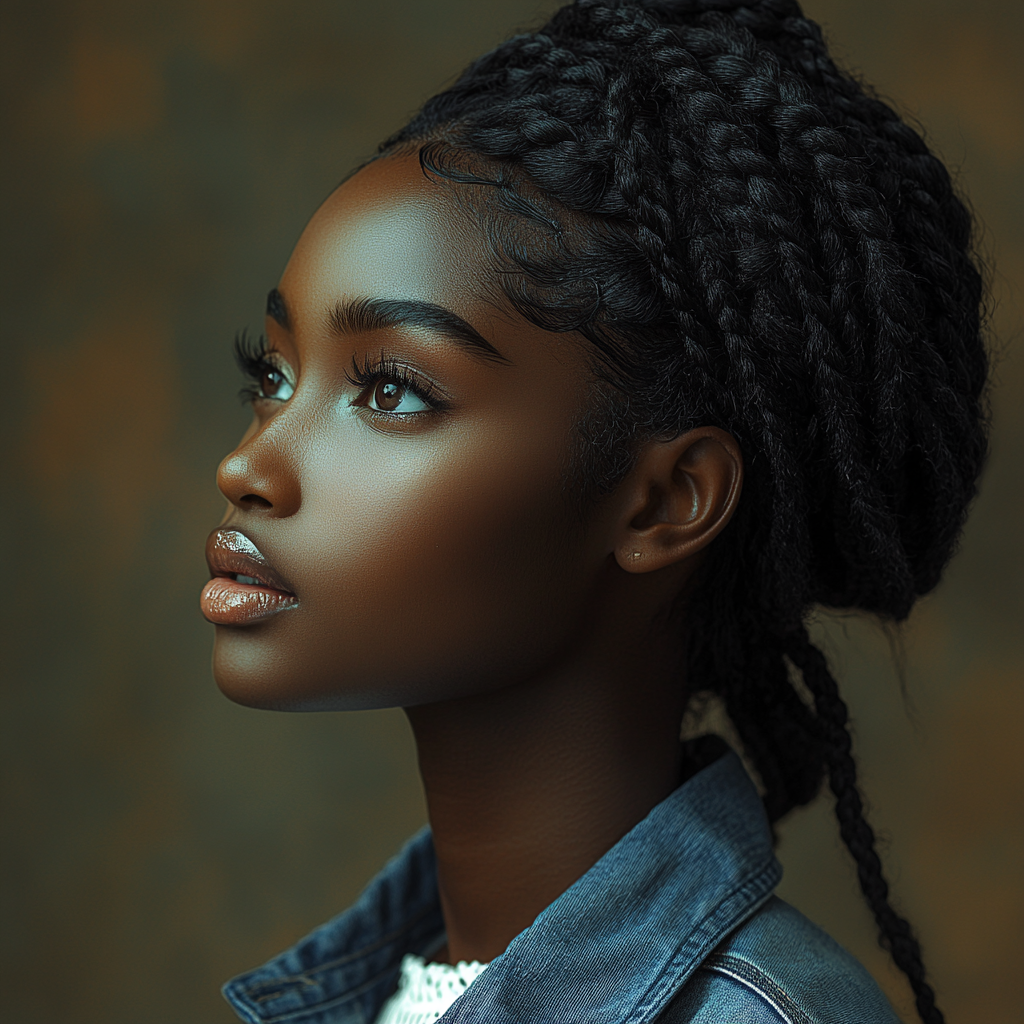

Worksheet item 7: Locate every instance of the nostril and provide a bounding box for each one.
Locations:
[240,494,273,510]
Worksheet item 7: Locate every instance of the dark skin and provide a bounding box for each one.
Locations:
[209,152,743,964]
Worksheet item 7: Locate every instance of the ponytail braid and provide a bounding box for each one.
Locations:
[380,2,989,1020]
[785,627,944,1024]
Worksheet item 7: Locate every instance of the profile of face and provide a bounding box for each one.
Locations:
[202,151,741,713]
[202,152,618,711]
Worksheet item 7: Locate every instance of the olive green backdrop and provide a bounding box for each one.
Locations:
[1,1,1020,1021]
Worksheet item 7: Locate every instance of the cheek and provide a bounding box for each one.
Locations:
[293,416,592,703]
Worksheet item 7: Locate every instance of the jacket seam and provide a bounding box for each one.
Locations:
[623,857,782,1024]
[238,902,441,998]
[254,963,401,1024]
[702,952,815,1024]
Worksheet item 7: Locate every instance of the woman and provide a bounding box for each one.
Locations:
[201,1,988,1021]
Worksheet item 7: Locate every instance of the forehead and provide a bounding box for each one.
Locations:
[280,151,493,322]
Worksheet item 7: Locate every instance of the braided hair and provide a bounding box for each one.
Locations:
[379,2,989,1020]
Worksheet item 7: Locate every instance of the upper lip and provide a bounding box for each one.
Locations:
[206,528,294,593]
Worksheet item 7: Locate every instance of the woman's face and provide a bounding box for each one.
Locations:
[203,151,619,711]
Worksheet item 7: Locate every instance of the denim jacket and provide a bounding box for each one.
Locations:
[222,744,899,1024]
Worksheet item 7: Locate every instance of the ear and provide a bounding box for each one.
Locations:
[613,427,742,574]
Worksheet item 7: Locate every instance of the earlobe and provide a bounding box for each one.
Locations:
[613,427,742,574]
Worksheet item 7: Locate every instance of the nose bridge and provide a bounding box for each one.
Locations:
[218,406,303,517]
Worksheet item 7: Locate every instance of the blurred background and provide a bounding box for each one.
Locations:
[1,1,1020,1021]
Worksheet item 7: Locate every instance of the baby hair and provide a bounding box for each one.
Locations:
[378,1,990,1021]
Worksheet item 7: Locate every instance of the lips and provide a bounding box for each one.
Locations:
[201,528,298,626]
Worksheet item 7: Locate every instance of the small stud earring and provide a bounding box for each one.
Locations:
[631,551,642,560]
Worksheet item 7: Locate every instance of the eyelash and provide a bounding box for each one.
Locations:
[232,330,450,415]
[234,330,279,405]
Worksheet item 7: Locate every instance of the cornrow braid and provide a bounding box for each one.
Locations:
[380,3,989,1021]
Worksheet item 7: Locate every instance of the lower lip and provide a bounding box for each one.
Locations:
[200,577,298,626]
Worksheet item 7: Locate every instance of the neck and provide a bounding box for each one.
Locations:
[404,606,687,964]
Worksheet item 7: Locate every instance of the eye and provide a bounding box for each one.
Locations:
[367,378,430,414]
[260,365,294,402]
[234,332,296,406]
[345,353,451,420]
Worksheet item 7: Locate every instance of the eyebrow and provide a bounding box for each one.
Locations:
[330,296,510,365]
[266,288,290,329]
[267,288,509,365]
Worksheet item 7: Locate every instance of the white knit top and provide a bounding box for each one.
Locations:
[374,953,489,1024]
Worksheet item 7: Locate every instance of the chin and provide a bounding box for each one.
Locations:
[209,627,425,712]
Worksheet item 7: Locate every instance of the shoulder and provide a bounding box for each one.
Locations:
[656,897,902,1024]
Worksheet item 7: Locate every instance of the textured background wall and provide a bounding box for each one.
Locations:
[1,1,1020,1021]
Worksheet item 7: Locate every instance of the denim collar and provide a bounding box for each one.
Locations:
[223,743,781,1024]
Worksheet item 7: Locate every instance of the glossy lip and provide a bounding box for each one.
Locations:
[201,528,298,626]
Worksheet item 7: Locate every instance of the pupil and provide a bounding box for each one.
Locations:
[376,380,403,411]
[262,369,281,397]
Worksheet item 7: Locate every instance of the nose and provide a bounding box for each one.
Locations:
[217,419,301,518]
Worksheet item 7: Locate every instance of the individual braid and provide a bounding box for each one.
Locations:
[785,627,943,1024]
[378,3,989,1021]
